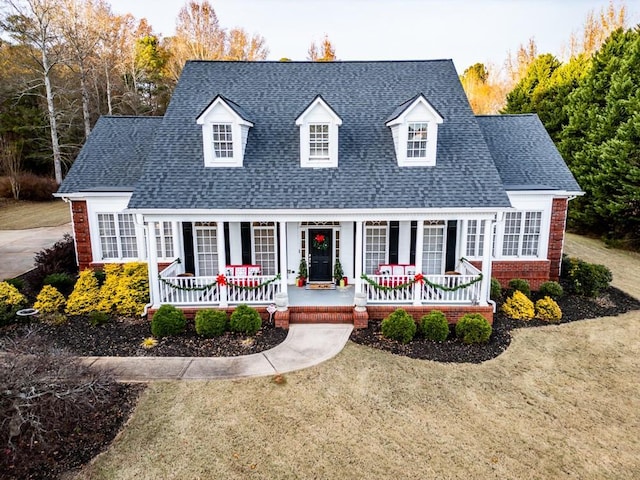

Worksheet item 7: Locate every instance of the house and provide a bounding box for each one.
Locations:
[55,60,582,328]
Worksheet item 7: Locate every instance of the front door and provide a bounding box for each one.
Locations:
[309,228,333,282]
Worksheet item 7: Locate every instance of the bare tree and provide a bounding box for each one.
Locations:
[568,0,627,57]
[308,35,336,61]
[0,134,23,199]
[505,37,538,88]
[2,0,65,184]
[225,27,268,60]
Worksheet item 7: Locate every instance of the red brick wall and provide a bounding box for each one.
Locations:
[548,198,569,281]
[471,259,551,291]
[367,305,494,325]
[71,200,93,271]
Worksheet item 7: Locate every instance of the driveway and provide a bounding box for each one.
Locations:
[0,223,72,280]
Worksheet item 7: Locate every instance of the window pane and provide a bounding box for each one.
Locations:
[212,124,233,158]
[253,223,277,276]
[502,212,522,256]
[466,220,485,257]
[522,212,541,256]
[98,213,118,259]
[118,214,138,258]
[195,226,218,276]
[365,223,387,274]
[422,226,444,275]
[155,222,174,258]
[309,124,329,159]
[407,122,428,158]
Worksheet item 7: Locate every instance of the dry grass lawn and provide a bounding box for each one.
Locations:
[76,312,640,480]
[0,198,70,229]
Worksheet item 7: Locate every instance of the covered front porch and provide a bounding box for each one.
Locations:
[143,212,496,326]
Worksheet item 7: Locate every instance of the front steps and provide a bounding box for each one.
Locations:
[289,306,354,324]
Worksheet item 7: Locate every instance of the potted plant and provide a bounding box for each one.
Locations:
[297,258,308,287]
[333,258,344,286]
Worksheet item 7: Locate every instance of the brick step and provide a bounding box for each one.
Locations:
[290,312,354,324]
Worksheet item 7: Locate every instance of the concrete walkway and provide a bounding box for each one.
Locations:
[83,323,353,382]
[0,224,72,279]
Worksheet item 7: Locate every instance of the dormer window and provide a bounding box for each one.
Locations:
[196,96,253,168]
[296,95,342,168]
[386,94,443,167]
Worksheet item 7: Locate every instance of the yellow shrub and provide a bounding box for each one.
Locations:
[502,290,535,321]
[0,281,26,307]
[66,270,100,315]
[96,264,123,313]
[96,262,149,317]
[535,296,562,323]
[34,285,66,314]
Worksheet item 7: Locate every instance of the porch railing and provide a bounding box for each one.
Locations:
[158,272,280,306]
[363,259,483,305]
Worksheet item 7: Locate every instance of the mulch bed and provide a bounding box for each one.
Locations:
[2,315,288,358]
[350,286,640,364]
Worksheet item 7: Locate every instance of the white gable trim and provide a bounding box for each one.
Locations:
[296,96,342,168]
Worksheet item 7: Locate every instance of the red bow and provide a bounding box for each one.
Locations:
[216,274,227,286]
[414,273,424,284]
[315,234,325,242]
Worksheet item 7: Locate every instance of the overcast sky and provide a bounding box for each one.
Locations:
[107,0,638,73]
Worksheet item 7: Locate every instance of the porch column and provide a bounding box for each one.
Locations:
[354,220,363,293]
[279,221,288,295]
[480,218,493,306]
[171,221,181,266]
[217,221,228,307]
[146,220,161,307]
[413,220,424,306]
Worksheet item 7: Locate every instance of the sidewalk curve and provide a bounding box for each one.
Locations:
[82,323,353,382]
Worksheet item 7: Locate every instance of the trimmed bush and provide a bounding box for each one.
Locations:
[96,264,123,314]
[230,304,262,335]
[195,309,228,337]
[4,277,25,292]
[455,313,492,344]
[43,272,76,296]
[535,296,562,323]
[151,304,186,337]
[381,308,416,344]
[565,258,612,297]
[89,311,110,326]
[66,270,100,315]
[96,263,149,316]
[419,310,449,342]
[508,278,531,298]
[538,281,564,299]
[502,290,535,321]
[0,281,27,326]
[490,277,502,300]
[34,285,66,314]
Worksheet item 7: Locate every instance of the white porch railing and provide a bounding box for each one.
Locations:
[158,272,280,306]
[363,259,483,305]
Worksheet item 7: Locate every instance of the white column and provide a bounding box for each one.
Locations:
[354,220,364,293]
[413,220,424,305]
[216,221,228,307]
[480,218,493,306]
[279,221,288,295]
[146,221,161,307]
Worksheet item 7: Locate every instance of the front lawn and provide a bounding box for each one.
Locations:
[0,199,70,229]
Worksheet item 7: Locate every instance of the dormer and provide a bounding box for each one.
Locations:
[196,95,253,167]
[295,95,342,168]
[385,94,443,167]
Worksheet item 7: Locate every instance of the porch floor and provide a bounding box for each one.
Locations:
[287,285,355,306]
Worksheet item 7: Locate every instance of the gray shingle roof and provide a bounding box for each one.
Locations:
[128,60,513,210]
[476,114,582,192]
[58,116,162,193]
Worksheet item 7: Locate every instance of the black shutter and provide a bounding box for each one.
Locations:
[409,221,417,265]
[241,222,252,265]
[223,222,230,266]
[182,222,195,274]
[446,220,457,272]
[389,221,399,264]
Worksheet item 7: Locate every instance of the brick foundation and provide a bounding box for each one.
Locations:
[367,304,494,325]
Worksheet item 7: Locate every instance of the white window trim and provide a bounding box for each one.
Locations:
[497,210,544,259]
[251,222,278,276]
[463,219,486,259]
[364,221,389,275]
[422,223,447,275]
[296,96,342,168]
[94,212,141,262]
[196,96,253,168]
[155,221,176,261]
[193,223,219,277]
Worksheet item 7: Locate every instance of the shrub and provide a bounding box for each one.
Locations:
[43,272,76,296]
[502,290,535,321]
[230,304,262,335]
[455,313,492,344]
[508,278,531,298]
[33,285,66,314]
[96,263,149,316]
[0,281,27,326]
[535,296,562,323]
[4,277,25,292]
[195,309,228,337]
[9,173,58,201]
[538,281,564,299]
[65,270,100,315]
[419,310,449,341]
[28,234,77,294]
[151,304,186,337]
[565,258,612,297]
[381,308,416,344]
[490,277,502,300]
[89,311,110,326]
[96,264,123,314]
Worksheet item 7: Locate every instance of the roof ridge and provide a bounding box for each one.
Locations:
[475,114,537,118]
[185,59,453,65]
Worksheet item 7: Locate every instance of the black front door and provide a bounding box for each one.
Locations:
[309,229,333,281]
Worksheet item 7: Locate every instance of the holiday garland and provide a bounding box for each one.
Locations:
[159,273,281,292]
[360,272,482,292]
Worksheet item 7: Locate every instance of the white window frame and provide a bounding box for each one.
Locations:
[406,122,429,158]
[422,223,446,275]
[193,223,219,277]
[364,221,389,275]
[211,123,234,159]
[96,212,139,261]
[252,222,278,276]
[501,211,543,258]
[308,123,330,162]
[296,96,342,168]
[465,219,486,259]
[155,221,175,260]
